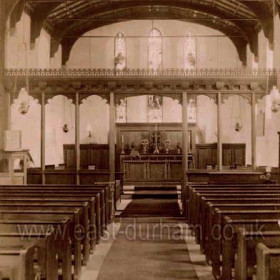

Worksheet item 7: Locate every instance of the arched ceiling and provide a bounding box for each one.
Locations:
[6,0,278,66]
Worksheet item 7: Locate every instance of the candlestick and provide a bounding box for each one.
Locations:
[121,134,125,154]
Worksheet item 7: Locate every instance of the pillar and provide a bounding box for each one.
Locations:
[41,92,46,184]
[251,91,256,169]
[217,92,222,171]
[75,93,80,184]
[6,92,11,130]
[109,91,116,221]
[182,91,189,218]
[109,91,116,182]
[0,0,6,149]
[278,132,280,184]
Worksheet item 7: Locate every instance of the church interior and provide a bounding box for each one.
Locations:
[1,0,280,279]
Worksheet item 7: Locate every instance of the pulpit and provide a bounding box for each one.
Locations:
[0,150,31,185]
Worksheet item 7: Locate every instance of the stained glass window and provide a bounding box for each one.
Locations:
[188,98,197,124]
[114,32,126,70]
[148,29,163,122]
[116,98,127,123]
[115,33,127,122]
[148,28,162,70]
[184,32,196,70]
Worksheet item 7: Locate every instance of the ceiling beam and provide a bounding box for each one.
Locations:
[30,3,57,43]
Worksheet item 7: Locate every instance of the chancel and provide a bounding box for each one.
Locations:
[1,1,280,280]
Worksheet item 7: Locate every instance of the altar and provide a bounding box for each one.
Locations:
[120,154,192,184]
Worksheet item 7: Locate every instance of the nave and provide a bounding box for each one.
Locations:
[81,193,213,280]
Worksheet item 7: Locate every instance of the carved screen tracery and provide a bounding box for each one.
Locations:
[184,32,196,70]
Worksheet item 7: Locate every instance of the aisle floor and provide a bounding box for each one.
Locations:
[80,199,214,280]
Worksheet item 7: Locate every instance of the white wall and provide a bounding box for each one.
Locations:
[5,11,61,68]
[68,20,242,69]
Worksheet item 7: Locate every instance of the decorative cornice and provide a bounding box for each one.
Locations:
[3,68,277,103]
[4,68,278,78]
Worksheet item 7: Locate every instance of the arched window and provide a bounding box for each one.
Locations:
[148,29,163,122]
[148,28,162,70]
[114,32,126,70]
[184,32,196,69]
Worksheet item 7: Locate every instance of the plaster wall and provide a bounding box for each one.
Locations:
[68,20,242,69]
[5,11,61,68]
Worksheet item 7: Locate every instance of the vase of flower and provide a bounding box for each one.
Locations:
[164,139,171,154]
[141,139,149,154]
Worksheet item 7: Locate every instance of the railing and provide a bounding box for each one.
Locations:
[3,68,279,78]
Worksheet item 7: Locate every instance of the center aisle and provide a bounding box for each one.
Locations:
[96,198,199,280]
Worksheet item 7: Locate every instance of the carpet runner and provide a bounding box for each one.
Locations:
[120,198,182,217]
[97,199,198,280]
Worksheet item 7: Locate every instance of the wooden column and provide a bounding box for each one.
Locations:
[109,91,116,221]
[41,92,46,184]
[0,0,4,70]
[278,132,280,184]
[6,92,11,130]
[109,91,116,182]
[251,91,256,169]
[75,93,80,184]
[217,92,222,171]
[0,0,5,149]
[182,91,188,217]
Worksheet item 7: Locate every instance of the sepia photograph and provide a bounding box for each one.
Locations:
[0,0,280,279]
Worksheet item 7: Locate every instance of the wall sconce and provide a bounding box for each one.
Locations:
[18,88,30,115]
[270,86,280,113]
[86,124,93,138]
[62,124,69,133]
[234,122,243,132]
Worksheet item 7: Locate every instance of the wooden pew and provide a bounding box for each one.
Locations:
[200,197,280,246]
[191,193,280,245]
[187,184,280,221]
[0,200,97,250]
[187,184,280,280]
[220,217,280,280]
[0,204,91,265]
[189,188,280,226]
[0,219,72,280]
[0,211,82,279]
[209,211,280,279]
[0,184,113,280]
[200,199,280,250]
[0,245,38,280]
[0,228,57,280]
[0,184,112,225]
[0,185,107,235]
[236,228,280,280]
[0,191,102,243]
[190,192,280,234]
[256,243,280,280]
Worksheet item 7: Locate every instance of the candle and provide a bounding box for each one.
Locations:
[121,134,124,143]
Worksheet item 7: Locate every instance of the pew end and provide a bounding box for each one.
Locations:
[256,243,280,280]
